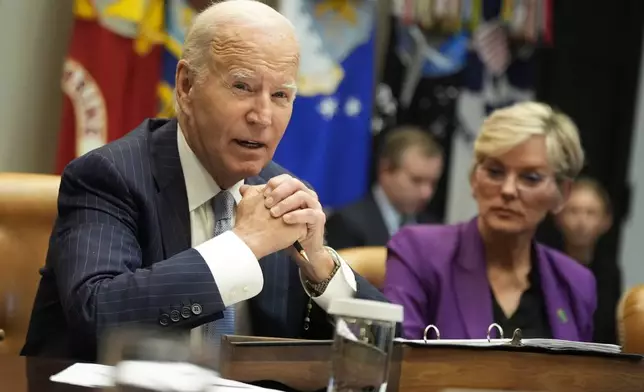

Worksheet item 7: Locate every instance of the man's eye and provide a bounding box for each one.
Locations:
[233,82,249,91]
[273,91,288,99]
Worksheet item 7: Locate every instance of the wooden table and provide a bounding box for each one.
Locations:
[220,338,644,392]
[0,355,86,392]
[2,340,643,392]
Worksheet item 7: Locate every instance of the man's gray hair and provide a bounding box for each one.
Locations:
[173,0,296,114]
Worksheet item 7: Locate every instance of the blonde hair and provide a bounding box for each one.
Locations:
[473,101,585,179]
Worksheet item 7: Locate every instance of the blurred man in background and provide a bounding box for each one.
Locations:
[326,127,443,250]
[556,178,613,265]
[556,177,621,344]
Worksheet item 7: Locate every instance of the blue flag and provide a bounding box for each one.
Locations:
[275,0,376,209]
[158,0,194,118]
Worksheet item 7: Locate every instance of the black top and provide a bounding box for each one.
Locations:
[491,255,553,339]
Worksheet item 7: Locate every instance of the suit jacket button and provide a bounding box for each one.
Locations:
[159,313,170,326]
[170,310,181,322]
[181,306,192,319]
[191,303,202,315]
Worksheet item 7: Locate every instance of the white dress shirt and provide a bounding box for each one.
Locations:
[372,185,417,236]
[176,126,357,340]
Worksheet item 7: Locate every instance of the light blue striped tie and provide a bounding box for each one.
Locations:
[203,190,236,345]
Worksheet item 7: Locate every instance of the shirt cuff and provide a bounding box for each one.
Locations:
[299,251,357,311]
[195,230,263,307]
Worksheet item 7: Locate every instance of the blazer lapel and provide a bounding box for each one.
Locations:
[417,210,437,224]
[535,245,579,340]
[245,174,293,336]
[453,218,494,339]
[150,119,191,258]
[363,194,390,245]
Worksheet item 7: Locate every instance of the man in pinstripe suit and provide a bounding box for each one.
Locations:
[22,0,387,361]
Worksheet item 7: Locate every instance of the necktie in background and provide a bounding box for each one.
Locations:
[399,214,415,229]
[202,190,236,346]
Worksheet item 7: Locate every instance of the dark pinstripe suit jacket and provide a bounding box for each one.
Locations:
[21,118,386,361]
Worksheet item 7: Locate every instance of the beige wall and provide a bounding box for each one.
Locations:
[620,24,644,290]
[0,0,73,173]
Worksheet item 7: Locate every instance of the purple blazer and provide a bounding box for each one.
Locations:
[383,218,597,342]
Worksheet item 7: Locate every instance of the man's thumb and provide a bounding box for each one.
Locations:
[240,184,265,197]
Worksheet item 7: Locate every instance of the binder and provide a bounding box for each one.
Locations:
[395,323,643,360]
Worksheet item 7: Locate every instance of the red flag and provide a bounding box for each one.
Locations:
[56,7,162,173]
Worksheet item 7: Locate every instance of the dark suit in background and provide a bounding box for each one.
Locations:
[325,192,434,250]
[21,118,386,361]
[536,217,621,344]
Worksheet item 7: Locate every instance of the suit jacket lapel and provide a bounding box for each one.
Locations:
[453,218,494,339]
[150,119,191,258]
[363,194,390,245]
[417,210,437,224]
[535,245,579,340]
[245,174,294,336]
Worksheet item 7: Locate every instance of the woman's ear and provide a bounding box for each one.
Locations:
[469,165,478,199]
[551,178,572,214]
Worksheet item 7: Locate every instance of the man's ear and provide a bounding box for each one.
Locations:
[175,60,195,116]
[600,212,614,235]
[551,178,572,214]
[378,158,393,176]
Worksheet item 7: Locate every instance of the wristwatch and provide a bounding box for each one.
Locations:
[305,246,341,297]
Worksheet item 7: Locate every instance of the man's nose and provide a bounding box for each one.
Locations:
[247,95,272,126]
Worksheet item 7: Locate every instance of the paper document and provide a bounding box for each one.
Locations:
[49,363,113,388]
[520,339,621,354]
[50,362,282,391]
[395,337,622,354]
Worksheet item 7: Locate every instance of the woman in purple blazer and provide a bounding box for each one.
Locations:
[383,102,597,342]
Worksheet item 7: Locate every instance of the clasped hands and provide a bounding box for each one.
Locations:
[232,174,335,283]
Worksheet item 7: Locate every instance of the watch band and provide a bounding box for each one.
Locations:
[306,247,341,296]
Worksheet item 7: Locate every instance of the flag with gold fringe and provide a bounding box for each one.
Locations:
[157,0,195,118]
[56,0,165,172]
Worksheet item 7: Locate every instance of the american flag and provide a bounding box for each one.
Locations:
[472,21,510,76]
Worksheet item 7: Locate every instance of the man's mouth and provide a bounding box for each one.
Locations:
[234,139,265,149]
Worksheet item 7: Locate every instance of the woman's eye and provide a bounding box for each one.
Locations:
[486,167,504,178]
[521,173,544,184]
